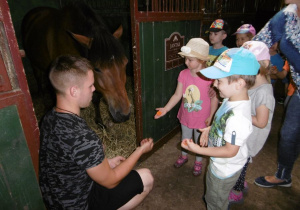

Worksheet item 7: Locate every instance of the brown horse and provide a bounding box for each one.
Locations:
[22,1,131,125]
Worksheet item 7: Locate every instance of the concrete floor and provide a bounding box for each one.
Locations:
[135,103,300,210]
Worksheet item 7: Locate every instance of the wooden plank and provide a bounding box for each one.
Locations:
[131,0,144,143]
[0,44,12,92]
[139,20,202,143]
[0,0,40,177]
[140,22,155,138]
[135,12,204,22]
[0,105,44,209]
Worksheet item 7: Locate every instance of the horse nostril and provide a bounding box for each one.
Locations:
[109,106,131,123]
[115,111,130,123]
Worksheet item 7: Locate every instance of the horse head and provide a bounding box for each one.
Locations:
[22,2,131,125]
[69,25,131,123]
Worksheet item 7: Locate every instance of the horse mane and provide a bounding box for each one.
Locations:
[64,1,126,68]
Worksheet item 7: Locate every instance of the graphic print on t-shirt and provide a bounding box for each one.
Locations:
[183,84,203,112]
[207,54,218,67]
[209,105,234,147]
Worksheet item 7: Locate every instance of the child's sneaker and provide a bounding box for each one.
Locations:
[193,161,202,176]
[174,155,188,168]
[228,190,243,204]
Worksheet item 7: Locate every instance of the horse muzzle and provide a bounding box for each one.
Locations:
[109,106,131,122]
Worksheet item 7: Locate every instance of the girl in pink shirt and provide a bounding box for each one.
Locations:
[155,38,219,176]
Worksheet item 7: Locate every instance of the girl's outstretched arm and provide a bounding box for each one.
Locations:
[154,82,183,119]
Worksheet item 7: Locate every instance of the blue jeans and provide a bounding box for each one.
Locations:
[276,93,300,181]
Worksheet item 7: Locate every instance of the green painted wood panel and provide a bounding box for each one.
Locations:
[0,105,44,209]
[139,20,201,142]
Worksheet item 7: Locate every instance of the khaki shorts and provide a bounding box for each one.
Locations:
[205,163,242,210]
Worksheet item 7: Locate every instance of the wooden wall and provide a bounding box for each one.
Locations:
[139,20,202,141]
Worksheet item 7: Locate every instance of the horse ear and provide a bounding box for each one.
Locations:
[68,31,94,49]
[113,25,123,39]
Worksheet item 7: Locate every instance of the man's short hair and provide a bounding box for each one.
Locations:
[49,55,93,94]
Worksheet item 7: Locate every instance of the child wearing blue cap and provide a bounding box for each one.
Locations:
[181,48,259,209]
[228,41,276,204]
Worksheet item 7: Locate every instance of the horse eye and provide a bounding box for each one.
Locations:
[94,68,101,72]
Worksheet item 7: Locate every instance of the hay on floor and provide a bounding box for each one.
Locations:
[81,95,137,158]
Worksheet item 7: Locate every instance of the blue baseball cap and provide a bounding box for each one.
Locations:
[200,48,260,79]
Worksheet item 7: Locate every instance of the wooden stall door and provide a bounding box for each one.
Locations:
[138,20,202,142]
[0,1,44,208]
[130,0,280,151]
[130,0,207,149]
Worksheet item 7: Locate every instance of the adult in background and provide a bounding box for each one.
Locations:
[253,0,300,187]
[39,55,154,209]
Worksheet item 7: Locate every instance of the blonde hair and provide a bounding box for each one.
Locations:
[258,60,271,83]
[197,58,207,68]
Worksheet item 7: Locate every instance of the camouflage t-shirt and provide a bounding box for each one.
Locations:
[39,109,104,209]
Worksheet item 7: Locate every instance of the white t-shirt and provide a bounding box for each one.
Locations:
[208,98,253,179]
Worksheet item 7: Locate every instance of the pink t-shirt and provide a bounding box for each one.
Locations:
[177,69,213,129]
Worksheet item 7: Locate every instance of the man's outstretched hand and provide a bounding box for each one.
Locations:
[139,138,154,153]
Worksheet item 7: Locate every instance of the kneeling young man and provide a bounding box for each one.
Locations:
[39,55,154,210]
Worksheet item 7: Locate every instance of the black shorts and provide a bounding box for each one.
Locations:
[88,170,143,210]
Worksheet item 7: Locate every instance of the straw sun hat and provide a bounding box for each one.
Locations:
[178,38,209,61]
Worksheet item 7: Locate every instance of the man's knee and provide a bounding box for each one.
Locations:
[136,168,154,192]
